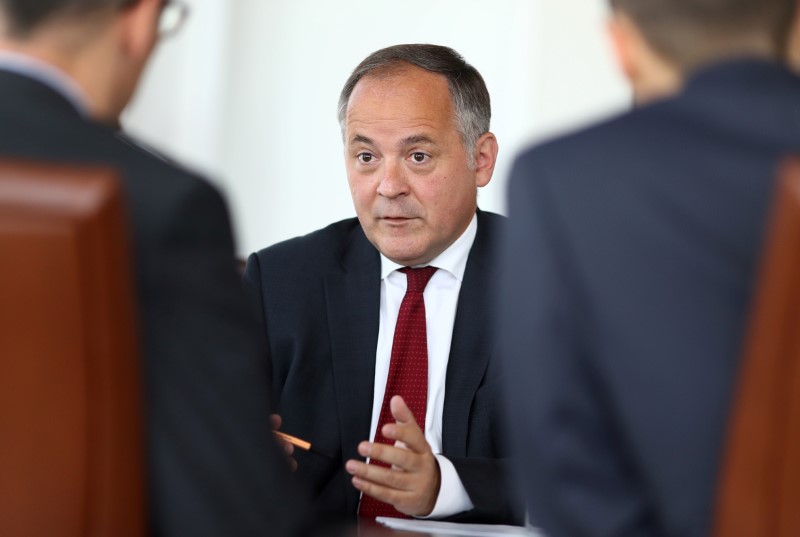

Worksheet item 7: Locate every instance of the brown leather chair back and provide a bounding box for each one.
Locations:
[0,161,145,537]
[713,157,800,537]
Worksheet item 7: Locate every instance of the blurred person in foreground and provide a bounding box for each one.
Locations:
[500,0,800,536]
[244,44,520,524]
[0,0,306,535]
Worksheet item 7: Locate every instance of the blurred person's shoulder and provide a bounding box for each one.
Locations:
[95,125,227,218]
[252,217,369,275]
[514,102,666,173]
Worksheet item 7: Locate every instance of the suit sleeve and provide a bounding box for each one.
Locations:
[140,178,309,536]
[242,252,274,400]
[445,456,522,524]
[499,154,658,537]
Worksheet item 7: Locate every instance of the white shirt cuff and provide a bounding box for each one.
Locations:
[417,454,474,518]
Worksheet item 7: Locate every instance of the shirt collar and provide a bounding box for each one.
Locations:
[380,212,478,282]
[0,51,91,117]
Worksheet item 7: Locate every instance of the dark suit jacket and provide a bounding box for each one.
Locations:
[0,70,307,536]
[244,210,520,524]
[500,59,800,537]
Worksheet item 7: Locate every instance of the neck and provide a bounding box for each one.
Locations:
[0,27,120,122]
[631,61,683,105]
[633,37,782,105]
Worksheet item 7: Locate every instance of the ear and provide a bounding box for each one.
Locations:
[787,3,800,71]
[607,10,683,104]
[606,11,640,83]
[117,0,161,61]
[473,132,498,188]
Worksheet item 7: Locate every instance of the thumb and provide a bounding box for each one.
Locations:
[390,395,416,425]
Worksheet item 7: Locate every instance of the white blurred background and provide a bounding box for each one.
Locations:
[123,0,631,257]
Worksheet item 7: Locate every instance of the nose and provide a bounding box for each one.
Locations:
[376,160,409,199]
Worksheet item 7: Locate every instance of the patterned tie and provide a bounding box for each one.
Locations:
[358,266,438,519]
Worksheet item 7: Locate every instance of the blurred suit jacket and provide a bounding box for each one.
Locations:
[244,211,520,524]
[0,69,306,536]
[501,59,800,537]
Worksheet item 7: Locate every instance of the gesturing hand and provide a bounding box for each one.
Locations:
[345,395,441,516]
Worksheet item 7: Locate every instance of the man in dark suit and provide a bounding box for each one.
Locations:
[245,44,519,524]
[500,1,800,536]
[0,1,306,535]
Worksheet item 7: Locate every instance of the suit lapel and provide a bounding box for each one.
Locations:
[324,226,380,514]
[442,212,498,456]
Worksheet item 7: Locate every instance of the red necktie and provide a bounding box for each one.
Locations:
[358,266,438,519]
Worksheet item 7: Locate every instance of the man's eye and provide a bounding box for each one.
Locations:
[411,152,428,163]
[357,153,374,163]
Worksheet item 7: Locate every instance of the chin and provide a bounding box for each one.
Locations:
[378,246,424,266]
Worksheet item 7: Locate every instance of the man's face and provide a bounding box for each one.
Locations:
[344,66,488,266]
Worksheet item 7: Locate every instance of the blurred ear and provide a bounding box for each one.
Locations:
[607,11,641,84]
[607,10,682,104]
[101,0,161,121]
[117,0,160,61]
[473,132,498,188]
[787,3,800,71]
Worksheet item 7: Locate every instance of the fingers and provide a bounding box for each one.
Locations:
[272,437,298,472]
[345,396,440,515]
[346,458,414,491]
[270,413,282,430]
[383,396,429,454]
[357,440,420,471]
[389,395,414,425]
[345,452,441,516]
[269,414,298,472]
[280,438,295,457]
[286,452,298,472]
[351,472,413,513]
[274,437,297,471]
[351,474,406,512]
[270,414,293,455]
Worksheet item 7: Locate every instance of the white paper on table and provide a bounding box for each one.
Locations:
[375,517,544,537]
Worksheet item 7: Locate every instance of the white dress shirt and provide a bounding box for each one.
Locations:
[368,213,478,518]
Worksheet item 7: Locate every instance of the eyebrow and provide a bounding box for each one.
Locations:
[349,134,373,146]
[399,135,436,147]
[347,133,438,148]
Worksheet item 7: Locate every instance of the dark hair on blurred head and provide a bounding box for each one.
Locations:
[0,0,128,37]
[338,44,491,162]
[609,0,797,71]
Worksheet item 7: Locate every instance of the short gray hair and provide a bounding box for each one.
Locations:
[338,44,491,164]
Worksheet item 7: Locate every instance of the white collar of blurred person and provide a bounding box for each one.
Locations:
[0,0,164,124]
[0,50,90,116]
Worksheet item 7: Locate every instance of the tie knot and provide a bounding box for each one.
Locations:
[400,266,438,293]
